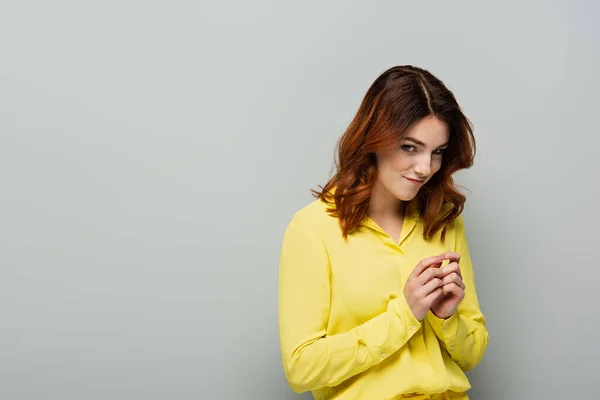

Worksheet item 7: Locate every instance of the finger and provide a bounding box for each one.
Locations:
[423,287,443,305]
[442,282,465,299]
[410,255,444,279]
[416,266,444,287]
[442,272,465,290]
[444,273,465,290]
[439,251,461,264]
[441,262,463,280]
[418,277,443,298]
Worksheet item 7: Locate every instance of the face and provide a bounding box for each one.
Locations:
[375,115,450,201]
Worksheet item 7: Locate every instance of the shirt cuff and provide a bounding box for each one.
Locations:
[376,295,422,359]
[428,311,467,351]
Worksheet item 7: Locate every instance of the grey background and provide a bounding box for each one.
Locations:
[1,1,598,399]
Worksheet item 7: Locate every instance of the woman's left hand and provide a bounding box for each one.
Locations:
[430,252,465,319]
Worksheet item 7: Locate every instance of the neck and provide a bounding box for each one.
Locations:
[368,181,405,220]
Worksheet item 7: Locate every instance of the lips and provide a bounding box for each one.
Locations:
[405,177,425,184]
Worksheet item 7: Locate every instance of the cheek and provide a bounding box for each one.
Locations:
[431,160,443,174]
[378,153,405,172]
[390,154,411,170]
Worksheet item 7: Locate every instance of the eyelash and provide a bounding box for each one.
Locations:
[401,145,446,155]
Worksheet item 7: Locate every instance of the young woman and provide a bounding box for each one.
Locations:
[278,65,488,400]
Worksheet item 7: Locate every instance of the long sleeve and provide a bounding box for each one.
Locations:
[426,215,489,371]
[278,218,422,393]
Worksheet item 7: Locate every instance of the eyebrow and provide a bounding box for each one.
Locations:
[404,137,449,148]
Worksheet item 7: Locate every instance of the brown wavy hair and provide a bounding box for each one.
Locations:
[312,65,476,242]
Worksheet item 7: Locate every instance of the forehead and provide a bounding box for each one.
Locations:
[403,116,450,147]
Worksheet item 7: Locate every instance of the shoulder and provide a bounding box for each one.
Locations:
[446,211,468,249]
[286,197,340,237]
[413,202,467,244]
[438,203,467,232]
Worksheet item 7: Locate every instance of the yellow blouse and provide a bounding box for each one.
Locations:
[278,197,488,399]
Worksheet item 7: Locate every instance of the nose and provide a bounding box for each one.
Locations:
[413,154,432,178]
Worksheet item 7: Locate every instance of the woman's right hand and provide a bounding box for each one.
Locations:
[403,255,444,321]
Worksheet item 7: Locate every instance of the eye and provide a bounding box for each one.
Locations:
[401,145,416,152]
[433,148,445,156]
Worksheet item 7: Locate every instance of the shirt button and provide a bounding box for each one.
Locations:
[381,353,386,358]
[450,345,455,350]
[409,325,415,330]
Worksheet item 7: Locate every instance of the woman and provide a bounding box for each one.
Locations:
[278,65,488,400]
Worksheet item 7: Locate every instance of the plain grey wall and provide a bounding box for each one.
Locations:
[1,1,598,399]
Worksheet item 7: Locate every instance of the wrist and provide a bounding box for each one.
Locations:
[430,309,454,320]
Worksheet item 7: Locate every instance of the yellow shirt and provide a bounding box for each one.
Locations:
[278,197,488,400]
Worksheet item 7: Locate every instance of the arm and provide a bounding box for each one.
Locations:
[426,215,489,371]
[278,219,421,393]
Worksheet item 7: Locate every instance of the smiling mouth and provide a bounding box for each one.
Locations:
[404,177,425,184]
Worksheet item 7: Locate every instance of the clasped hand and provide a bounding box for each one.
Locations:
[403,252,465,321]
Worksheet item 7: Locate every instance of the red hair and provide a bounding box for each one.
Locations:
[312,65,476,242]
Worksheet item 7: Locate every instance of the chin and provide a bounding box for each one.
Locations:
[392,191,417,202]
